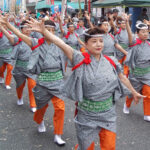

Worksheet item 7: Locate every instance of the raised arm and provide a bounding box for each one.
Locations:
[108,14,117,34]
[57,14,65,35]
[84,13,94,29]
[27,19,74,62]
[123,13,133,45]
[0,15,32,47]
[0,24,15,45]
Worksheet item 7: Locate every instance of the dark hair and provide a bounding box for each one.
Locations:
[116,16,123,24]
[98,16,108,26]
[67,22,74,28]
[78,18,84,22]
[113,9,119,13]
[20,21,28,30]
[143,8,147,12]
[84,27,105,43]
[44,20,56,27]
[136,24,148,33]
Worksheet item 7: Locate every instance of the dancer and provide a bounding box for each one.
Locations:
[0,17,66,146]
[0,24,13,89]
[123,22,150,122]
[0,21,37,112]
[26,19,144,150]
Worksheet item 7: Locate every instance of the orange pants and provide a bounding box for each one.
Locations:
[119,56,129,77]
[16,78,36,108]
[0,63,13,86]
[126,84,150,116]
[34,96,65,135]
[75,128,116,150]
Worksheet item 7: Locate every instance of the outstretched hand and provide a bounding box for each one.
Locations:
[122,13,132,22]
[26,18,45,33]
[84,13,90,21]
[0,14,9,25]
[132,92,146,105]
[143,19,150,25]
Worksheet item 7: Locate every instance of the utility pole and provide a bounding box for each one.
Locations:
[21,0,27,13]
[78,0,82,17]
[10,0,16,13]
[84,0,88,11]
[60,0,67,20]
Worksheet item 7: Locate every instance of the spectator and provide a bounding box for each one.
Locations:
[138,8,149,22]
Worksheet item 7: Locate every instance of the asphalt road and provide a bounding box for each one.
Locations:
[0,70,150,150]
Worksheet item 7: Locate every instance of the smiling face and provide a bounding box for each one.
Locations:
[85,36,104,56]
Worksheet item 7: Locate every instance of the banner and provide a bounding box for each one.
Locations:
[51,4,61,15]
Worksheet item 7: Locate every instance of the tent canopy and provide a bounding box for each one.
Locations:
[92,0,150,7]
[35,0,84,10]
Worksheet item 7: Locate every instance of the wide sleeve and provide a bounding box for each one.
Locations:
[61,50,85,102]
[109,56,123,74]
[125,47,137,70]
[27,38,47,75]
[11,36,20,60]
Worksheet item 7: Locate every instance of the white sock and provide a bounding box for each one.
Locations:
[54,134,66,145]
[17,98,24,105]
[38,121,46,132]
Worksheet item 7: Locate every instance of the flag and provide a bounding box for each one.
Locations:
[51,0,54,5]
[46,0,51,5]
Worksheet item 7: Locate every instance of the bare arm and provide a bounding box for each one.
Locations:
[57,14,65,35]
[84,13,94,29]
[118,73,146,104]
[0,15,32,47]
[108,14,117,34]
[115,43,128,55]
[123,13,133,45]
[27,19,74,62]
[0,25,15,45]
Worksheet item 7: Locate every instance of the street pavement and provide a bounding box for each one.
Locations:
[0,70,150,150]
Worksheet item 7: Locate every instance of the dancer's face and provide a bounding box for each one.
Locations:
[86,37,104,56]
[68,26,74,33]
[21,27,31,36]
[138,29,149,41]
[99,23,109,33]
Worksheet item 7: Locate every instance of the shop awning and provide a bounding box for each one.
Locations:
[35,0,84,10]
[92,0,150,7]
[35,0,51,10]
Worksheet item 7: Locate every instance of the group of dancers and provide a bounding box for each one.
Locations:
[0,10,150,150]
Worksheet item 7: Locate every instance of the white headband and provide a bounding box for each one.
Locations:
[118,20,126,24]
[45,25,55,28]
[98,21,109,25]
[84,33,104,37]
[136,23,148,30]
[20,25,28,28]
[68,24,74,27]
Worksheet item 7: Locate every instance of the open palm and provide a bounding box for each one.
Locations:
[27,18,45,33]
